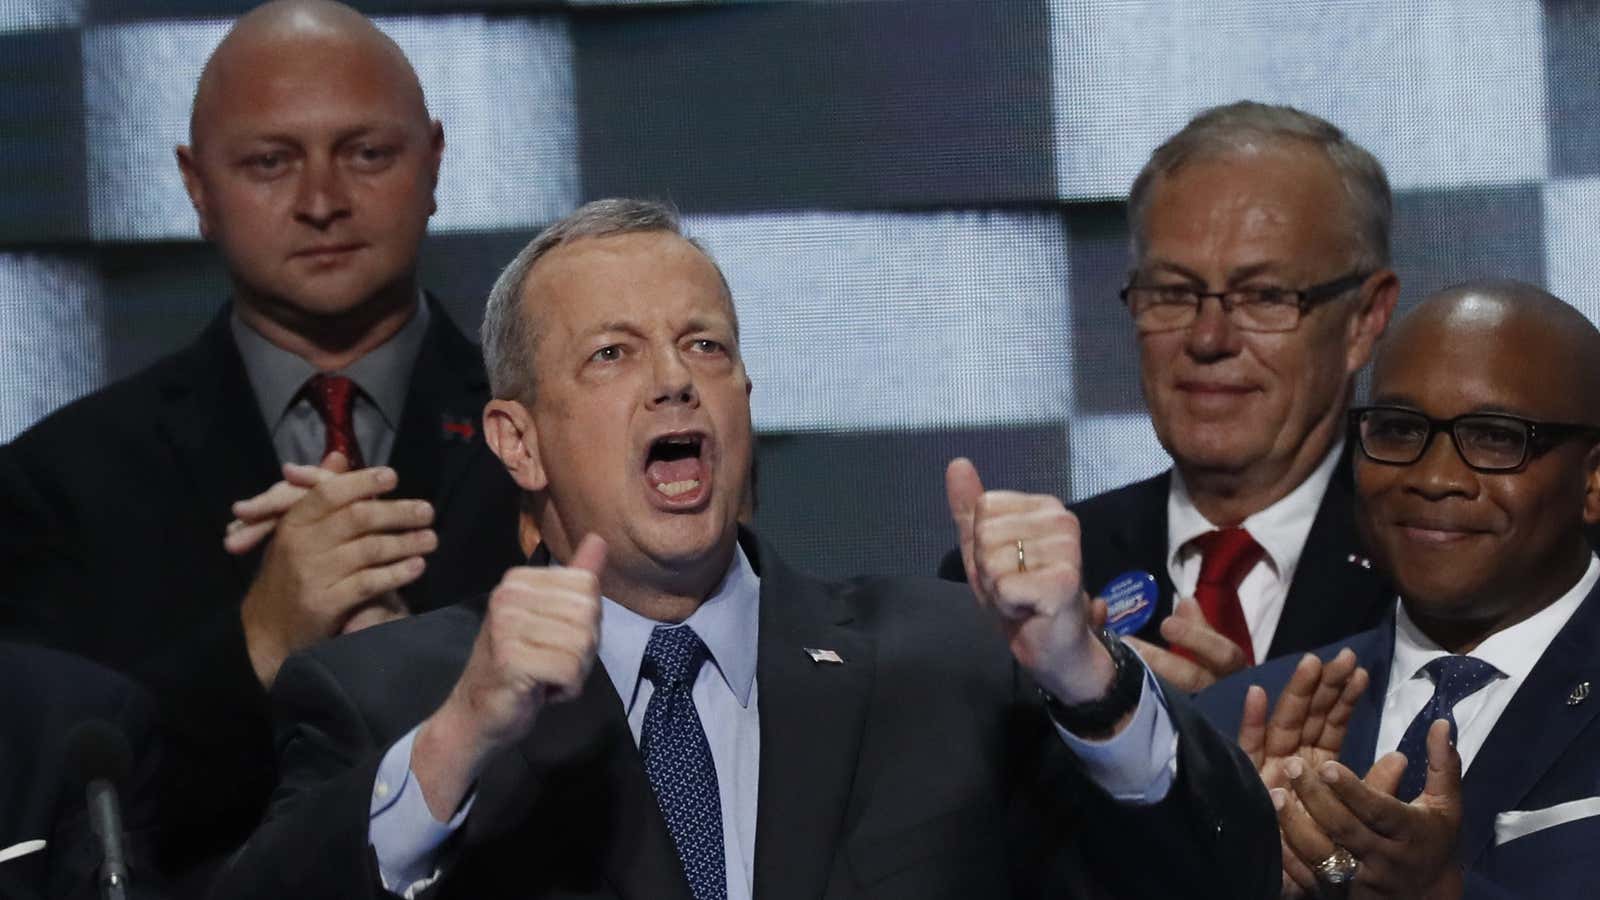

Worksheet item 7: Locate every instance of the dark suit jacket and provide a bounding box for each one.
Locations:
[0,299,521,882]
[939,454,1392,662]
[211,533,1279,900]
[1196,580,1600,899]
[0,643,166,900]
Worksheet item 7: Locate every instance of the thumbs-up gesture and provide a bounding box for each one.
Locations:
[412,534,606,820]
[945,458,1115,708]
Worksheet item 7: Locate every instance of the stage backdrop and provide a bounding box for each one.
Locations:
[0,0,1586,579]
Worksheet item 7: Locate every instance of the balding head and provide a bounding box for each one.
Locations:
[175,0,444,337]
[1378,279,1600,424]
[190,0,428,149]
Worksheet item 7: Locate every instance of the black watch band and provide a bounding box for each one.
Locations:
[1040,629,1145,735]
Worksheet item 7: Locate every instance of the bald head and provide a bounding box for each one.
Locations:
[1378,279,1600,423]
[190,0,427,149]
[1358,278,1600,650]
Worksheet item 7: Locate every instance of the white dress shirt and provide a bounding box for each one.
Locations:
[1373,554,1600,773]
[1167,440,1345,662]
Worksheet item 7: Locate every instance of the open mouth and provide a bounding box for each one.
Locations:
[645,433,709,504]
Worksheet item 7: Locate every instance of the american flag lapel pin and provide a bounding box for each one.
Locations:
[805,647,845,665]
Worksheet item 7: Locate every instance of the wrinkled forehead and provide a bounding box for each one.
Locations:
[525,232,739,342]
[1137,143,1358,263]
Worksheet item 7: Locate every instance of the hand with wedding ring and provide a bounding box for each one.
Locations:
[1234,650,1368,895]
[944,458,1118,716]
[1274,719,1465,899]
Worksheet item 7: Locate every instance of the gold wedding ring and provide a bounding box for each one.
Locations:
[1016,539,1027,573]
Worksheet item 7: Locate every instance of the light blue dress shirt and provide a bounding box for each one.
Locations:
[371,544,763,898]
[368,545,1176,897]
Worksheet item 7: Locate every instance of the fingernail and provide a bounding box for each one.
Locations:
[1284,757,1304,779]
[1270,788,1286,811]
[1320,762,1339,784]
[378,468,397,487]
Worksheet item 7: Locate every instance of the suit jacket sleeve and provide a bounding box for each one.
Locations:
[1062,683,1280,899]
[207,652,390,900]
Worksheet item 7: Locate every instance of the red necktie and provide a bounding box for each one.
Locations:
[303,373,365,469]
[1183,527,1263,665]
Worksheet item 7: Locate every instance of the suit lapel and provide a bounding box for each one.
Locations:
[1339,620,1395,778]
[1094,472,1178,637]
[1269,454,1393,659]
[462,664,693,900]
[151,309,280,588]
[1457,582,1600,864]
[386,295,490,512]
[749,536,876,900]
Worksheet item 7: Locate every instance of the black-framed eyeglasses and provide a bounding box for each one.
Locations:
[1119,271,1369,333]
[1349,406,1600,473]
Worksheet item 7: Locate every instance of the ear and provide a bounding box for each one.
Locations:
[426,119,445,216]
[175,144,214,240]
[1344,268,1400,376]
[483,398,547,493]
[1583,443,1600,526]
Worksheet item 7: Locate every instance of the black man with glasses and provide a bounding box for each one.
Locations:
[1198,279,1600,897]
[943,102,1400,694]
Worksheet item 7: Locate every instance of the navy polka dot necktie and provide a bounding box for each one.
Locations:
[1395,655,1501,802]
[640,625,726,900]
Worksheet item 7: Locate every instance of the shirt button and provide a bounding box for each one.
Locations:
[374,780,391,800]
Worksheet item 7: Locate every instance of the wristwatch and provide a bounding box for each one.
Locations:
[1040,628,1145,735]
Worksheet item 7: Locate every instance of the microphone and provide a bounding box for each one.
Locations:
[64,720,133,900]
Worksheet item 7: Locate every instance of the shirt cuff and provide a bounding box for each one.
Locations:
[368,725,476,895]
[1052,663,1179,805]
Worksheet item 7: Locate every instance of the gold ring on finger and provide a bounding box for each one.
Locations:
[1016,539,1027,573]
[1314,845,1358,885]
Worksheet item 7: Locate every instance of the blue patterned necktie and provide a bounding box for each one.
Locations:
[1394,655,1501,802]
[640,625,726,900]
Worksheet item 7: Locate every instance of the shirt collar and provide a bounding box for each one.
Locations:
[1167,438,1345,581]
[1392,552,1600,684]
[597,542,761,714]
[230,294,430,430]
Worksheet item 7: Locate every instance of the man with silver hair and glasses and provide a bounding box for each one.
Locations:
[212,198,1280,899]
[948,101,1400,693]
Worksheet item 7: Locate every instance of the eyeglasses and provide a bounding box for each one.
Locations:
[1349,406,1600,473]
[1119,271,1369,333]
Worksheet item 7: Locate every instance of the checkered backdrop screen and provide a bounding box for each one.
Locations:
[0,0,1589,579]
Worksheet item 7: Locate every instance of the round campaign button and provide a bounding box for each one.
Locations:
[1099,570,1158,637]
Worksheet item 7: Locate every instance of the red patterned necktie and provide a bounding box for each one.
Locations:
[1181,527,1263,666]
[303,373,365,469]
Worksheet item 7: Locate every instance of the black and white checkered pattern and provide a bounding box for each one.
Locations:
[0,0,1592,578]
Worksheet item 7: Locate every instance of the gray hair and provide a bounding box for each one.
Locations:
[480,198,734,401]
[1127,101,1393,273]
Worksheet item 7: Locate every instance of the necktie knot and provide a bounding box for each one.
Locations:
[302,373,365,468]
[643,625,710,689]
[1191,527,1265,591]
[1420,655,1501,707]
